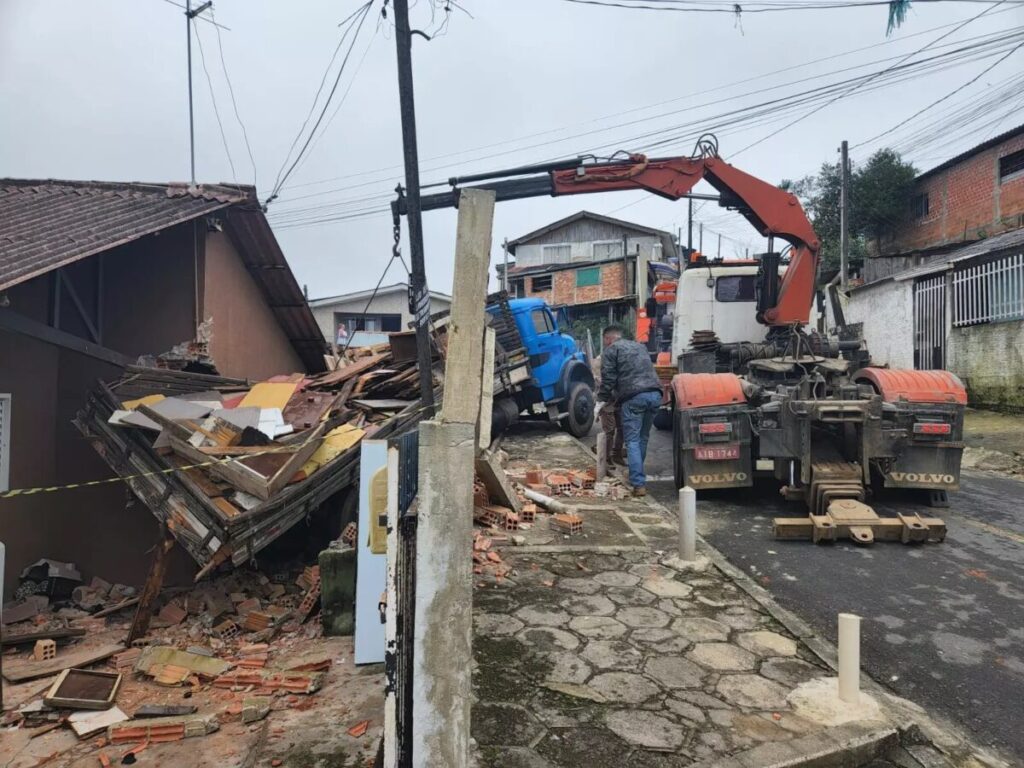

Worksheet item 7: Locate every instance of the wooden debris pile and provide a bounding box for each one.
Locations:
[74,339,434,572]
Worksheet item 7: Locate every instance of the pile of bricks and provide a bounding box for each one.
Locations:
[474,504,519,531]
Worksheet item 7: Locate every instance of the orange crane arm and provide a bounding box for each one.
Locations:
[403,144,820,326]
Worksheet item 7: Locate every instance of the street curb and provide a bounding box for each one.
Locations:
[689,725,900,768]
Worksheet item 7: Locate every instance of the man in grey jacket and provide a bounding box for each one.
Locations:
[598,325,663,495]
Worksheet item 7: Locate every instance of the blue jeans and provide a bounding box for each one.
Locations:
[620,390,662,488]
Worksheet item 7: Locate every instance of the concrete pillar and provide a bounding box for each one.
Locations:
[318,545,356,636]
[413,188,495,768]
[412,420,477,767]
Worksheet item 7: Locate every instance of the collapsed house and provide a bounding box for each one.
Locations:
[74,340,430,573]
[0,179,325,593]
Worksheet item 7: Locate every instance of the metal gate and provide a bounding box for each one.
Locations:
[386,426,419,767]
[913,275,946,370]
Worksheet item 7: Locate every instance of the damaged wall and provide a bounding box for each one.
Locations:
[0,221,308,598]
[202,230,304,380]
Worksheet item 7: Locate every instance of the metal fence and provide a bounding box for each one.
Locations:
[913,274,946,370]
[952,252,1024,326]
[390,427,419,768]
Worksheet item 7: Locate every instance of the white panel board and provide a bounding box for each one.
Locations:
[355,439,388,665]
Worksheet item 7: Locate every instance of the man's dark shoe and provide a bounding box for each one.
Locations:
[631,486,647,497]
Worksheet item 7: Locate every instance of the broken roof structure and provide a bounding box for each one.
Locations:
[0,179,325,371]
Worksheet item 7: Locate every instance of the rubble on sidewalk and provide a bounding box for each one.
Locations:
[0,555,379,767]
[73,337,435,572]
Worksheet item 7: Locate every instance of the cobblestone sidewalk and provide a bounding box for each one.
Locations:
[471,431,896,768]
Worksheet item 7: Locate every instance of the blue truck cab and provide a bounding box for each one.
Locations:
[485,295,596,438]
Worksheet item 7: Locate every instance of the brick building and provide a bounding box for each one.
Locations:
[869,124,1024,280]
[846,126,1024,410]
[495,211,677,331]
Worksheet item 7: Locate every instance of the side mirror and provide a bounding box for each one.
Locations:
[556,308,569,330]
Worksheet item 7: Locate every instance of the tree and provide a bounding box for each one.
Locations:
[853,148,918,251]
[781,148,916,273]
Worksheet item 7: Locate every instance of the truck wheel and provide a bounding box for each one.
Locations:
[562,381,595,438]
[653,408,673,431]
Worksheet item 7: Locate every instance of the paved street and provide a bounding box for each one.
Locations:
[640,427,1024,763]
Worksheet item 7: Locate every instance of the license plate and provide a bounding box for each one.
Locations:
[694,444,739,461]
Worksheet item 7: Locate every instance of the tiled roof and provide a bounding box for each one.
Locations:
[0,179,327,372]
[0,179,247,291]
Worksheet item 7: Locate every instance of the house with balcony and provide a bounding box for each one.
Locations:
[494,211,678,336]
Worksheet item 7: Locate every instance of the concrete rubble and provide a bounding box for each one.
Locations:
[0,559,383,768]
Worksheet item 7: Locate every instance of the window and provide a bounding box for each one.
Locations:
[531,275,552,292]
[911,193,929,219]
[531,309,555,335]
[510,278,525,298]
[999,148,1024,182]
[336,313,402,333]
[592,241,624,261]
[542,244,571,264]
[715,275,758,302]
[576,267,601,287]
[0,394,10,493]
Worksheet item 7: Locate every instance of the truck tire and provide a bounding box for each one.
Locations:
[653,407,673,431]
[562,381,595,438]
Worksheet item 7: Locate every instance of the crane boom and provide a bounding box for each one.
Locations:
[393,144,820,326]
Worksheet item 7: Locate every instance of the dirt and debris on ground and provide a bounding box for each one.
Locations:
[468,428,1001,768]
[960,408,1024,475]
[2,562,383,768]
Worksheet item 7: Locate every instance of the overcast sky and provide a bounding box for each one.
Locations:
[2,0,1021,299]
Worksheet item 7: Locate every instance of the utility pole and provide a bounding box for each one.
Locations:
[184,1,211,187]
[840,139,850,290]
[717,233,722,259]
[699,222,704,253]
[393,0,436,412]
[687,198,693,254]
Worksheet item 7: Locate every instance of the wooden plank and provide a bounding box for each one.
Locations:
[268,421,330,496]
[2,642,124,683]
[239,382,298,410]
[2,627,87,647]
[314,353,390,389]
[169,435,271,500]
[441,189,495,424]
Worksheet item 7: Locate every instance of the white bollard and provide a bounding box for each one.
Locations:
[596,431,608,481]
[837,613,861,704]
[678,486,696,562]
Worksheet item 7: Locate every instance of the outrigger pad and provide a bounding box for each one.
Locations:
[772,499,946,545]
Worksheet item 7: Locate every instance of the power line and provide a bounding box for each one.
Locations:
[731,0,1007,156]
[556,0,1022,12]
[853,42,1024,147]
[266,7,1018,200]
[269,20,1022,216]
[271,25,1024,225]
[266,1,373,204]
[193,18,239,186]
[210,6,258,189]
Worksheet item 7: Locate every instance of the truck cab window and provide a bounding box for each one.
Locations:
[715,275,757,302]
[532,309,555,335]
